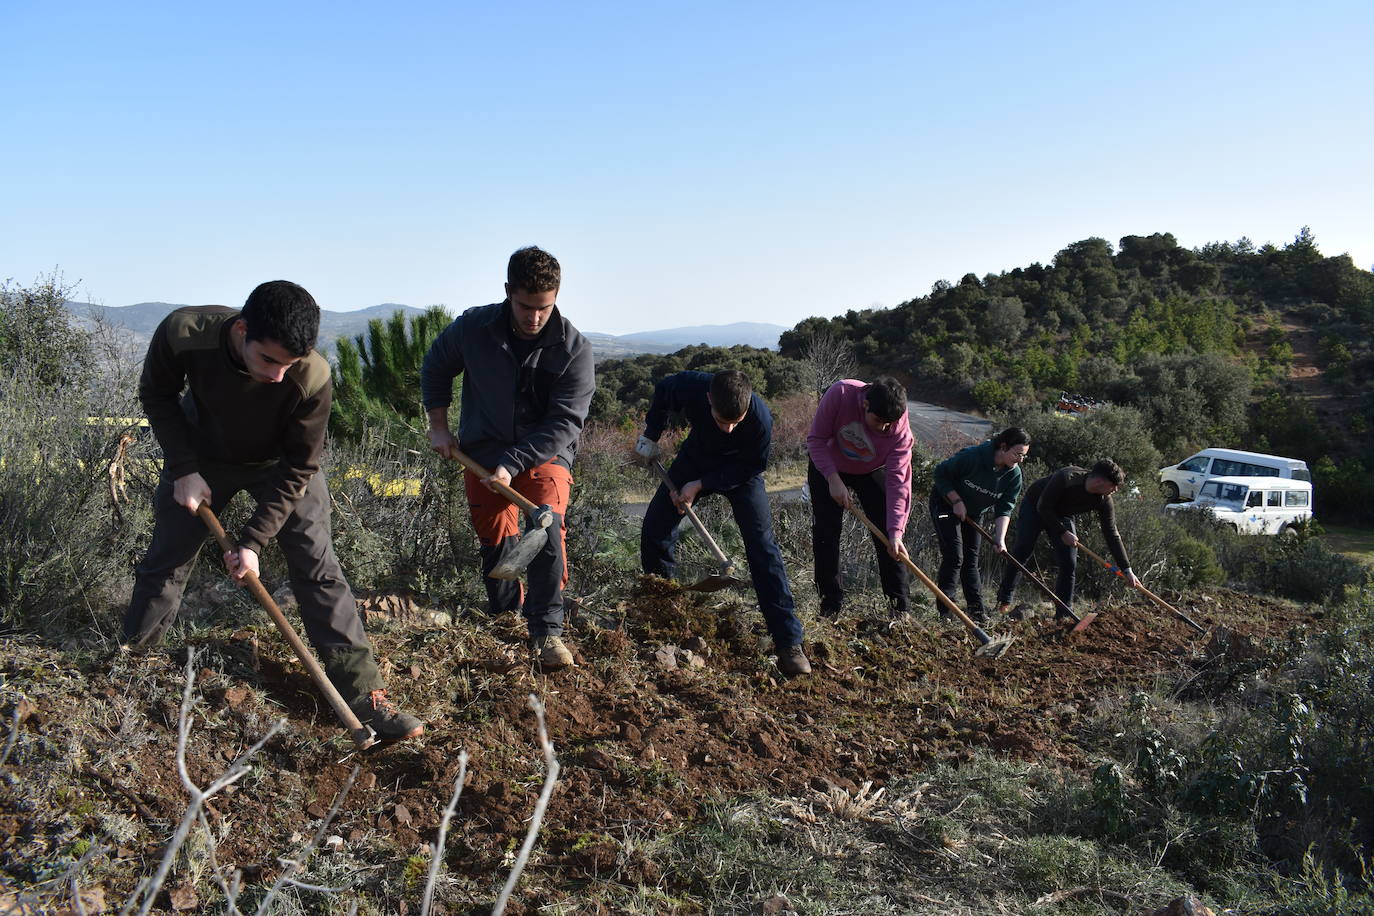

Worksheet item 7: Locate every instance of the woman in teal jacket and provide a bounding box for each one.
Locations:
[929,427,1031,623]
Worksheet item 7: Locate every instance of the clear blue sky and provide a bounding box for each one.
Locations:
[4,0,1371,334]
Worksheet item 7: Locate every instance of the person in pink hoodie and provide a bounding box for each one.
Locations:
[806,377,913,620]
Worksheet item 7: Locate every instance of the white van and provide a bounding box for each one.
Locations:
[1158,448,1310,501]
[1164,476,1313,535]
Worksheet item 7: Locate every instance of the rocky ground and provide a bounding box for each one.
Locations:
[0,579,1321,914]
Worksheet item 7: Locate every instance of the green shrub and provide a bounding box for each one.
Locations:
[0,302,152,634]
[1169,536,1225,587]
[1010,404,1163,482]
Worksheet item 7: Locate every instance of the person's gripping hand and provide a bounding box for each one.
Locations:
[174,472,212,514]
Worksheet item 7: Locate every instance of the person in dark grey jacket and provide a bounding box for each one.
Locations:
[995,459,1141,621]
[420,247,595,670]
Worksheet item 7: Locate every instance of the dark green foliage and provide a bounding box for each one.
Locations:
[1249,390,1332,465]
[971,378,1013,413]
[1085,591,1374,906]
[1010,404,1163,482]
[1313,456,1374,525]
[0,274,92,392]
[589,344,808,424]
[1168,536,1225,587]
[1231,536,1369,603]
[331,306,451,442]
[775,229,1374,471]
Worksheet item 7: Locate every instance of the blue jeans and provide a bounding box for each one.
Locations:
[640,456,803,648]
[996,505,1078,610]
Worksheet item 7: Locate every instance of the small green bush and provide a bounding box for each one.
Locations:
[1169,536,1225,587]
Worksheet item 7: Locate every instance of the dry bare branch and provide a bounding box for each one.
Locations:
[195,808,244,916]
[491,694,562,916]
[420,750,470,916]
[133,650,285,916]
[252,765,359,915]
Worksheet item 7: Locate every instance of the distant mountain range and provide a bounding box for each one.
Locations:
[62,301,786,360]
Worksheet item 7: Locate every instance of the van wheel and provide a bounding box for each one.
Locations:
[1277,524,1297,539]
[1162,481,1180,502]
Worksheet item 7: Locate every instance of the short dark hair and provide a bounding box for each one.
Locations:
[992,426,1031,450]
[865,376,907,422]
[507,246,561,293]
[1090,458,1126,486]
[240,281,319,356]
[710,370,753,420]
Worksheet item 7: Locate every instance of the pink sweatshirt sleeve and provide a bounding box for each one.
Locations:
[885,414,914,539]
[806,383,844,478]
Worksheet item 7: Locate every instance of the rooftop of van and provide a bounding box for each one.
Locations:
[1190,448,1308,466]
[1200,475,1312,488]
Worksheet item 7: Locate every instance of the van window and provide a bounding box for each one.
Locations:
[1180,456,1208,472]
[1292,469,1311,482]
[1285,491,1310,508]
[1267,491,1284,507]
[1212,459,1244,476]
[1241,462,1280,477]
[1246,490,1263,508]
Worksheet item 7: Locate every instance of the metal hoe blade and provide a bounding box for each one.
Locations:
[682,561,749,593]
[490,527,550,581]
[974,631,1016,659]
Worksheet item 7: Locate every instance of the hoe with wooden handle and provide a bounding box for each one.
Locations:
[1075,541,1207,634]
[445,447,555,580]
[196,505,376,749]
[846,503,1015,659]
[959,515,1097,633]
[650,461,749,592]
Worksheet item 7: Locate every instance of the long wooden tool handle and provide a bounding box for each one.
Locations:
[1074,541,1206,634]
[845,503,989,640]
[447,446,542,517]
[962,516,1080,623]
[651,461,731,565]
[196,505,375,748]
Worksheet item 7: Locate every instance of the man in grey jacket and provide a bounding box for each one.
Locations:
[420,247,595,670]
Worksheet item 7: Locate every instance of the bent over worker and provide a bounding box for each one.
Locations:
[806,376,913,620]
[123,281,423,740]
[420,246,595,671]
[634,370,810,676]
[995,460,1141,621]
[929,427,1031,624]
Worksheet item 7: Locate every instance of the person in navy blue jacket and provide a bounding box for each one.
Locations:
[634,370,810,676]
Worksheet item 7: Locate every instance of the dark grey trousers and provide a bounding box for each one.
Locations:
[122,463,382,696]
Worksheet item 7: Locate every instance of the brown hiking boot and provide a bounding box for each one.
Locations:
[996,602,1014,617]
[350,690,424,741]
[776,644,812,677]
[531,634,574,671]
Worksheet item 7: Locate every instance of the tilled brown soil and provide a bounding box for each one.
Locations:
[0,581,1318,911]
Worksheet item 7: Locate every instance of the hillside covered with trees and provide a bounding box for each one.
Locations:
[775,229,1374,520]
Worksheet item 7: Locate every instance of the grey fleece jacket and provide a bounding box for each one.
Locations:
[420,301,595,473]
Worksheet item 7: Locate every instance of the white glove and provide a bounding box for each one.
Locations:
[634,434,660,465]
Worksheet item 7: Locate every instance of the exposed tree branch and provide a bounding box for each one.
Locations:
[492,694,562,916]
[420,750,470,916]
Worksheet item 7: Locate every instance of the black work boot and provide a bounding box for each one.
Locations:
[776,643,812,677]
[350,690,424,741]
